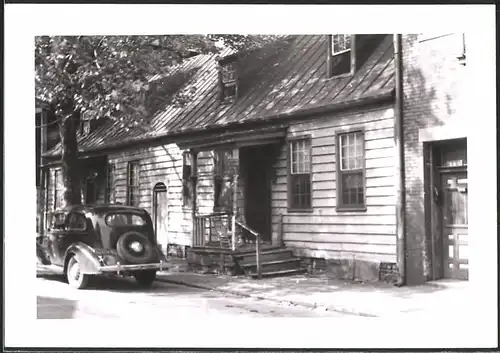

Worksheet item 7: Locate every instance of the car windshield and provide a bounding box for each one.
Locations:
[105,213,146,227]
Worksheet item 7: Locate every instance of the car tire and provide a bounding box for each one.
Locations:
[66,256,89,289]
[134,270,156,288]
[116,232,156,264]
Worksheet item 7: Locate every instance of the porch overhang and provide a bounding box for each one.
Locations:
[177,125,288,151]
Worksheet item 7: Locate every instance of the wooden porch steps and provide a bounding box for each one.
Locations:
[232,247,306,278]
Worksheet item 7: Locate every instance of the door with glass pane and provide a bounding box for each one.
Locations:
[441,171,468,280]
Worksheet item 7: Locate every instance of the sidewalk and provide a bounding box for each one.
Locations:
[158,259,472,317]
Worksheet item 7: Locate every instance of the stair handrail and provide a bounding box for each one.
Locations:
[193,211,233,246]
[235,220,261,278]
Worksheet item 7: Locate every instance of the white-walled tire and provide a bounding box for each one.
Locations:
[66,256,89,289]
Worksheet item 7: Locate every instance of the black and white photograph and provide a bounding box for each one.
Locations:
[4,4,497,350]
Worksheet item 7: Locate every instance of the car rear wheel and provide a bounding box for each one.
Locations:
[66,256,89,289]
[134,270,156,288]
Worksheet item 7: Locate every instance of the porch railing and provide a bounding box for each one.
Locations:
[193,211,232,247]
[235,220,262,278]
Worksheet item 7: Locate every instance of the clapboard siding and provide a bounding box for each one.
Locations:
[272,106,397,264]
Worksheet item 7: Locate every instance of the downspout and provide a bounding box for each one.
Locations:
[394,34,406,286]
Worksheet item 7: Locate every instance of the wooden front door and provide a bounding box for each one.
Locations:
[153,184,168,248]
[441,171,468,280]
[243,146,272,242]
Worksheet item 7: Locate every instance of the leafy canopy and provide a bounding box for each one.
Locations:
[35,35,278,128]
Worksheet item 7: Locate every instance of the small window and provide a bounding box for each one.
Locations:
[220,61,238,102]
[105,213,146,227]
[336,131,366,210]
[288,138,312,210]
[329,34,354,77]
[332,34,352,56]
[67,212,87,231]
[50,212,66,229]
[53,169,63,210]
[127,161,140,207]
[105,164,116,203]
[182,151,193,207]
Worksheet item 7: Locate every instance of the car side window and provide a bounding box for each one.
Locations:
[66,212,87,231]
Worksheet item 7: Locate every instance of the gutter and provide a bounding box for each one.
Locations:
[393,34,406,286]
[42,89,394,159]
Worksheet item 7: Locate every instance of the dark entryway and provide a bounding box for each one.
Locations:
[240,144,276,243]
[426,138,468,281]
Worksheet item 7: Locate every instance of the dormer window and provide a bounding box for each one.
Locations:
[219,60,238,102]
[327,34,356,78]
[332,34,352,56]
[80,118,91,136]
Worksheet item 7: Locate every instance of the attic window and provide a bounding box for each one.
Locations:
[219,61,238,102]
[332,34,352,56]
[80,119,91,136]
[328,34,356,78]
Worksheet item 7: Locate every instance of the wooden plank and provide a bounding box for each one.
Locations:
[271,204,395,215]
[291,248,397,263]
[366,186,395,197]
[366,175,395,187]
[285,240,396,255]
[366,166,394,178]
[365,156,394,169]
[366,138,394,150]
[283,223,395,235]
[366,147,394,160]
[283,232,396,245]
[283,214,395,225]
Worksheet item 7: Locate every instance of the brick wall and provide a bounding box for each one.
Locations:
[402,34,467,284]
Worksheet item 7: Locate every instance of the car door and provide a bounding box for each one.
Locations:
[45,212,90,266]
[43,211,67,266]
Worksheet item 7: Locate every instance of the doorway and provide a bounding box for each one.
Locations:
[427,138,468,281]
[240,144,275,243]
[153,183,168,247]
[441,171,468,280]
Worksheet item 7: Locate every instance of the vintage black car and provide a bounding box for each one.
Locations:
[37,204,168,289]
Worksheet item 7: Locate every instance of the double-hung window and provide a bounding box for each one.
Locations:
[332,34,352,56]
[105,164,116,203]
[53,169,63,210]
[288,138,312,210]
[336,130,366,210]
[127,161,140,207]
[182,151,193,207]
[220,61,238,101]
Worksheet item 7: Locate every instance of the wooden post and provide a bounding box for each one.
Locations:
[256,233,261,278]
[191,150,198,245]
[279,213,284,247]
[231,174,238,251]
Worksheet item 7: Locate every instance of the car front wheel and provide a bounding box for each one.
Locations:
[66,256,89,289]
[134,270,156,288]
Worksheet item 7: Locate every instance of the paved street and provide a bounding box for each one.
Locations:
[37,274,349,319]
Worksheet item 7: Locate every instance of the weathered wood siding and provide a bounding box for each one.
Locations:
[107,145,215,248]
[271,106,397,263]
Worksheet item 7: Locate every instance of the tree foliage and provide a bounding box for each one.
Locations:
[35,34,276,207]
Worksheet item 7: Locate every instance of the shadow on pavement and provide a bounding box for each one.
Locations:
[37,296,78,319]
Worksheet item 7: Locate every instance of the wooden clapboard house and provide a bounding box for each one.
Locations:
[42,34,401,281]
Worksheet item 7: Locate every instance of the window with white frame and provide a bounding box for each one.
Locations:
[332,34,352,56]
[336,131,365,210]
[288,138,312,210]
[220,61,238,101]
[127,161,140,207]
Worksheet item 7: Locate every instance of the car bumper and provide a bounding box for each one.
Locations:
[98,260,168,274]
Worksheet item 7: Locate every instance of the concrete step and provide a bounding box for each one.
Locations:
[249,267,307,279]
[242,258,302,273]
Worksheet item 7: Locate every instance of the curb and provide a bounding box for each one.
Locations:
[156,276,377,317]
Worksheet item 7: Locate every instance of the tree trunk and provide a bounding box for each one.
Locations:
[59,111,82,207]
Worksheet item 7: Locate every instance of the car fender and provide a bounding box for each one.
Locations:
[63,242,101,275]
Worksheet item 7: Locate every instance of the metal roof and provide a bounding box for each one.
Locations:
[45,34,394,157]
